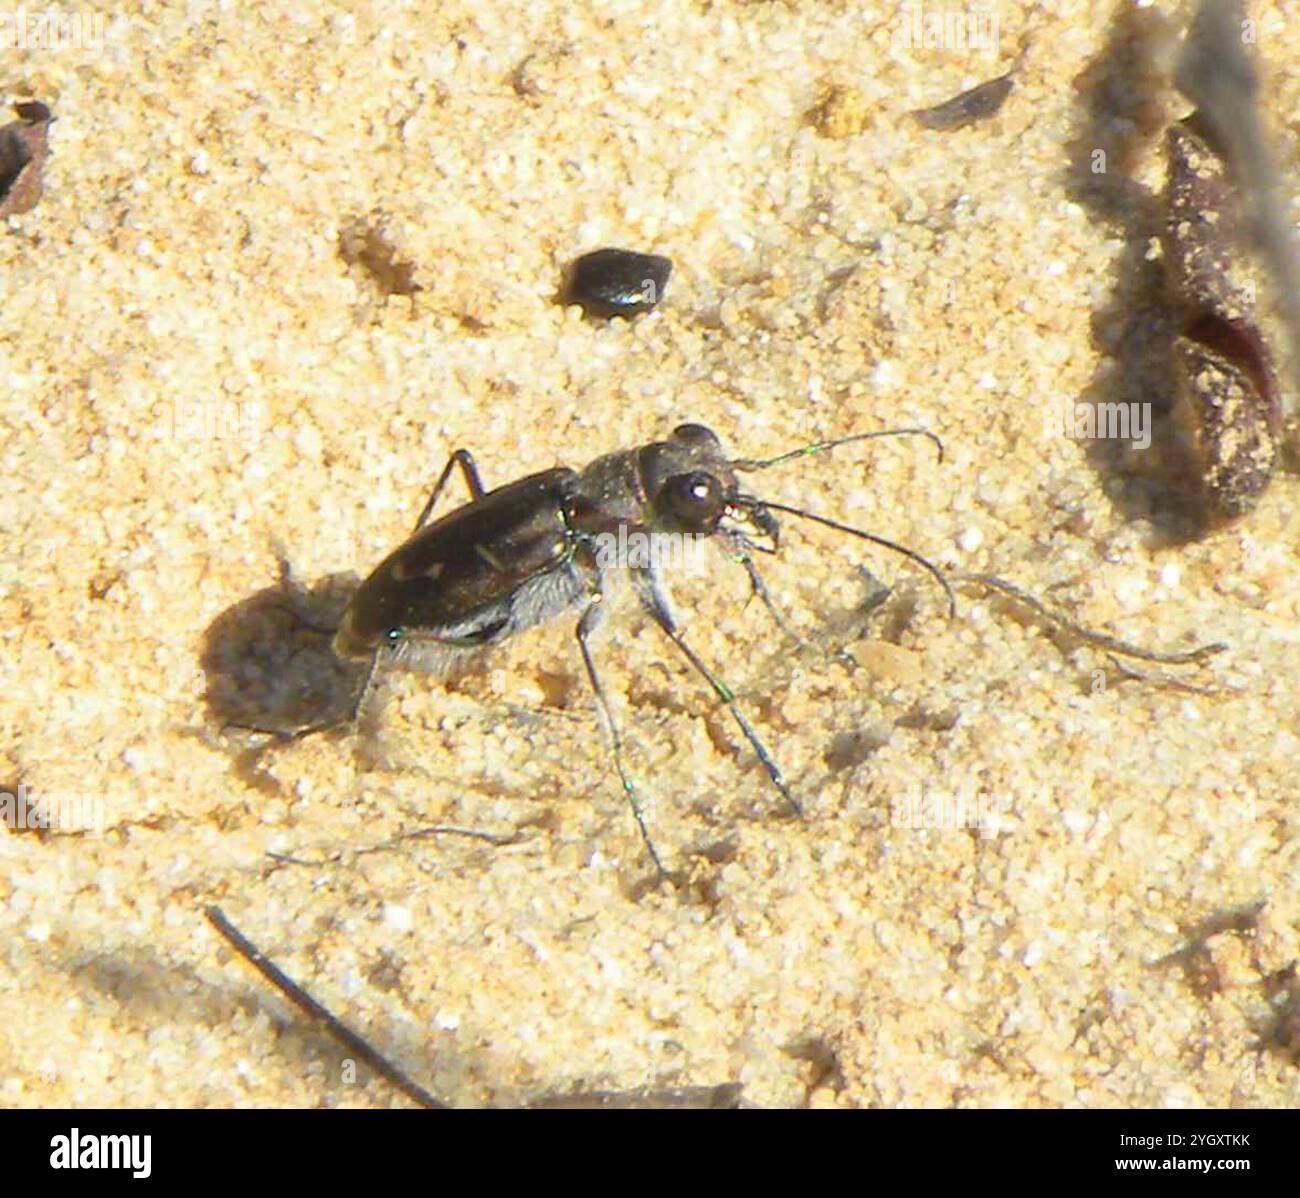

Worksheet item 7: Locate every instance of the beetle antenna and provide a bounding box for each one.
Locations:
[746,497,957,618]
[732,427,943,472]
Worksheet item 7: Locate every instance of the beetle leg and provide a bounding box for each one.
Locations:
[413,449,487,529]
[574,585,667,877]
[723,533,813,653]
[725,533,859,670]
[632,566,801,818]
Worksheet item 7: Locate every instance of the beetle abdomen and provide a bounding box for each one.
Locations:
[335,468,580,658]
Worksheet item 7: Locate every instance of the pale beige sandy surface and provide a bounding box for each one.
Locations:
[2,1,1299,1107]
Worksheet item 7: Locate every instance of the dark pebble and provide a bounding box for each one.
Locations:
[565,247,672,318]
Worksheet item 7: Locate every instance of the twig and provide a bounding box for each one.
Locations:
[205,905,447,1110]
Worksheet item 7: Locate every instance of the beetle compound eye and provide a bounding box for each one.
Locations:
[663,471,724,531]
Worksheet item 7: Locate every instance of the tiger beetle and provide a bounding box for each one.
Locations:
[304,422,953,876]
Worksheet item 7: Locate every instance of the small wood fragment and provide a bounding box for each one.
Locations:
[912,73,1013,131]
[809,84,870,138]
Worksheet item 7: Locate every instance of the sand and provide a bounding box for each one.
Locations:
[1,0,1298,1108]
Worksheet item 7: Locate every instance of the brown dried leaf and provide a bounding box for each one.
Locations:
[1172,333,1278,517]
[1163,119,1253,320]
[0,100,53,218]
[1175,0,1300,462]
[1163,114,1280,519]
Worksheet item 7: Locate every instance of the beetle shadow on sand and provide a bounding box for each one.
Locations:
[1062,4,1206,543]
[196,563,597,814]
[198,566,368,791]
